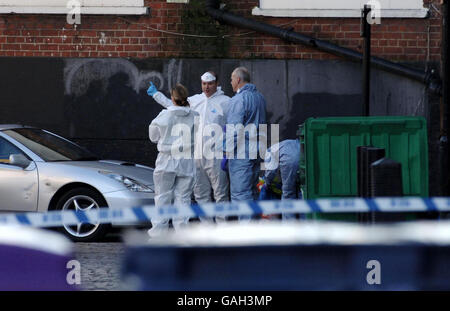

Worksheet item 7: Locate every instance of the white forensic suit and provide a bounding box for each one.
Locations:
[152,87,231,205]
[148,106,199,237]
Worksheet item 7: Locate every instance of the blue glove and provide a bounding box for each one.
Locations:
[221,158,228,172]
[147,82,158,96]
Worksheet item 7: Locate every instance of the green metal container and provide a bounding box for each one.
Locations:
[298,116,429,221]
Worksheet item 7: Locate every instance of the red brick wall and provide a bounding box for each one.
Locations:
[0,0,443,61]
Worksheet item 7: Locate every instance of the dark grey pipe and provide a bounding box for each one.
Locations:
[362,5,372,116]
[206,0,442,95]
[441,0,449,196]
[444,0,449,142]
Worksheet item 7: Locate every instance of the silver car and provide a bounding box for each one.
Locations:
[0,125,154,242]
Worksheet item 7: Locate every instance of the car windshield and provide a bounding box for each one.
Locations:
[2,128,99,162]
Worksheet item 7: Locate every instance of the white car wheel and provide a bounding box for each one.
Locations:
[56,187,110,242]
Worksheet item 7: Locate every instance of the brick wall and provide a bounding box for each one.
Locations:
[0,0,443,61]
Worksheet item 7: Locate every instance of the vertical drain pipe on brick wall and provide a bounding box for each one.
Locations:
[441,0,450,196]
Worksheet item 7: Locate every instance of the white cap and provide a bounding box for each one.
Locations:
[201,72,216,82]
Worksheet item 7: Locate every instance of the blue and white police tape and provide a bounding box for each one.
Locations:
[1,197,450,228]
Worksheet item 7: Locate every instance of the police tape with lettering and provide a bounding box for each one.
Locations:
[0,197,448,228]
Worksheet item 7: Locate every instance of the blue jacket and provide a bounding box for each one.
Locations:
[225,83,267,158]
[264,139,301,185]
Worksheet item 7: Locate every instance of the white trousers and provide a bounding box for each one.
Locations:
[194,158,229,202]
[193,158,229,223]
[148,168,194,238]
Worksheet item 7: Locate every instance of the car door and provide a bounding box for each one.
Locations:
[0,136,38,212]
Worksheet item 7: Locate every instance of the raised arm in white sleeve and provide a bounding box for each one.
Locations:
[152,91,173,109]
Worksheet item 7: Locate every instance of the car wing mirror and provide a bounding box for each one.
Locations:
[9,154,31,168]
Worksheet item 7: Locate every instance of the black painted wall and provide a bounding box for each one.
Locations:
[0,57,440,194]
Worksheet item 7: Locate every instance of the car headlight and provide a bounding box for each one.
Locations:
[99,171,154,193]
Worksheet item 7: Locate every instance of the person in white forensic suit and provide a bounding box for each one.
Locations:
[147,71,231,214]
[147,83,199,237]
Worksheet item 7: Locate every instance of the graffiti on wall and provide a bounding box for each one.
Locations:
[64,58,183,97]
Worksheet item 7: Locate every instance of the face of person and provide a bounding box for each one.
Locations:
[231,72,240,93]
[202,80,218,98]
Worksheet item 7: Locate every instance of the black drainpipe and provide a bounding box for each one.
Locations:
[205,0,442,95]
[441,0,449,196]
[361,5,372,116]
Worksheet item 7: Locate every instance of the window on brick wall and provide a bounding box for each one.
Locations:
[252,0,428,18]
[0,0,147,15]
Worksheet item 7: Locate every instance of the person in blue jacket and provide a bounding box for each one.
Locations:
[224,67,267,208]
[264,139,301,200]
[262,139,301,220]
